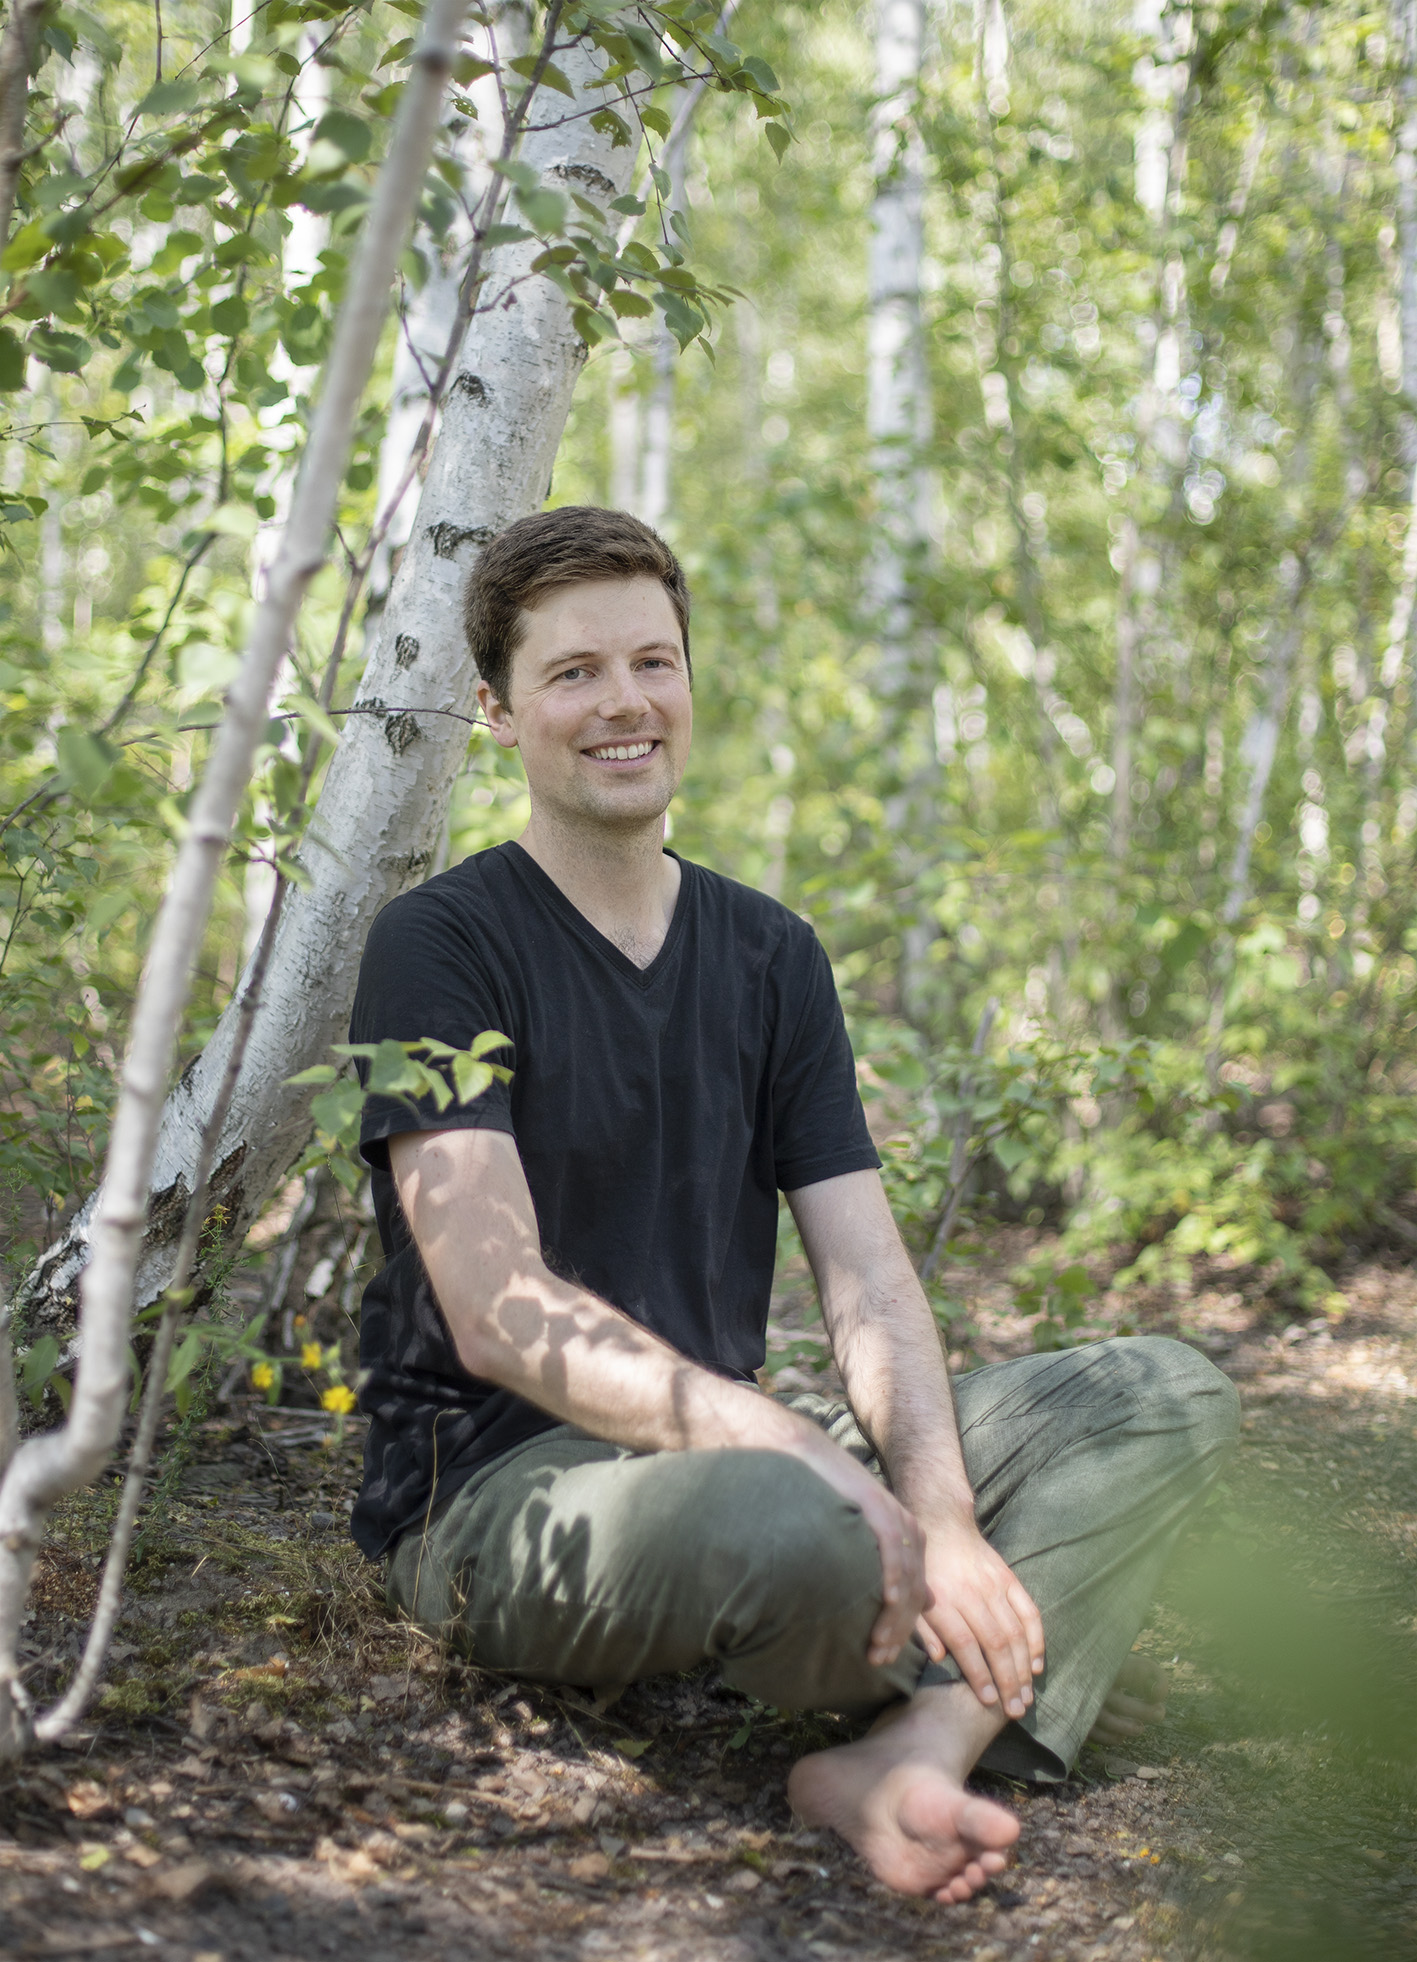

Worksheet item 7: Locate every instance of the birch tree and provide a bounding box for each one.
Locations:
[868,0,934,1018]
[0,0,471,1757]
[20,8,785,1332]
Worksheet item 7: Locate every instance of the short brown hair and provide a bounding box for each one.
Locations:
[464,505,691,707]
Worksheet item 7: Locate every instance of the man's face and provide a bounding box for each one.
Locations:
[478,575,692,833]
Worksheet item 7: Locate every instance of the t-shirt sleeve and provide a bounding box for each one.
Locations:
[771,927,881,1191]
[349,887,516,1170]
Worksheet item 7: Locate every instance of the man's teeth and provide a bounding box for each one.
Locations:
[589,741,655,760]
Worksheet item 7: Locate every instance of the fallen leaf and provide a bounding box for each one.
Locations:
[568,1851,610,1881]
[151,1858,218,1903]
[123,1843,161,1869]
[79,1845,110,1871]
[66,1781,115,1821]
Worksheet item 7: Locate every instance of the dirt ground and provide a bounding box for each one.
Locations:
[2,1232,1415,1962]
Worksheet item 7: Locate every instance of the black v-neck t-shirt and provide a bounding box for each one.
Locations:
[347,841,880,1559]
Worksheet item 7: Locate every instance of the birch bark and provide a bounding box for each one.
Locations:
[20,29,639,1337]
[0,0,469,1756]
[868,0,931,704]
[869,0,934,1018]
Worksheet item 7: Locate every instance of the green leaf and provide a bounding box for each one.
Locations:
[450,1057,492,1104]
[613,1737,651,1759]
[533,59,577,99]
[591,109,634,148]
[739,56,781,93]
[516,186,567,234]
[283,693,342,747]
[21,1335,60,1398]
[313,110,372,164]
[136,78,204,117]
[1161,919,1208,974]
[641,104,671,138]
[206,503,260,540]
[0,326,25,391]
[608,289,653,318]
[28,325,90,373]
[311,1080,365,1141]
[3,221,49,271]
[55,728,118,800]
[764,121,791,162]
[286,1065,340,1086]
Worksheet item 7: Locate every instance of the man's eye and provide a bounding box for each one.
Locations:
[557,667,585,681]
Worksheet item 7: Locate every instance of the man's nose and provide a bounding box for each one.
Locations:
[595,665,652,719]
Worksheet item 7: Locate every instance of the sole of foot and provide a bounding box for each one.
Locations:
[788,1740,1019,1904]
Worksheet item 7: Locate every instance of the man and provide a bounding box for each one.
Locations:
[348,505,1238,1904]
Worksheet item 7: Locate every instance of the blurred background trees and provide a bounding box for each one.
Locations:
[5,0,1417,1358]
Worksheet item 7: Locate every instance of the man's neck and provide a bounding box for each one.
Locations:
[517,813,681,969]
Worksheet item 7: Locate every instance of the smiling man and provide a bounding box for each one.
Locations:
[347,505,1238,1903]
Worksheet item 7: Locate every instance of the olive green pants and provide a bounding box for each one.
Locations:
[386,1335,1239,1780]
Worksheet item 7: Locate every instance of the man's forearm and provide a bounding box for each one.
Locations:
[455,1254,820,1462]
[827,1265,978,1527]
[393,1127,834,1469]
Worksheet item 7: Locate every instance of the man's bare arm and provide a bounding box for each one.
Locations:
[390,1127,929,1664]
[789,1169,1045,1719]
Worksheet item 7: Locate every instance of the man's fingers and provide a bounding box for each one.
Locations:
[933,1615,999,1706]
[914,1613,947,1663]
[1007,1580,1046,1671]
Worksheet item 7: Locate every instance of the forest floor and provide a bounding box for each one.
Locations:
[2,1231,1415,1962]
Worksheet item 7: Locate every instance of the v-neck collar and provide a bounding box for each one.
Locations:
[501,841,691,987]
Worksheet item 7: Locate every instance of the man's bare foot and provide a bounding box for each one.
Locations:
[787,1684,1019,1904]
[1087,1652,1168,1747]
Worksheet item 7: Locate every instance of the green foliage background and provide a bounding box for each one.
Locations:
[5,0,1417,1333]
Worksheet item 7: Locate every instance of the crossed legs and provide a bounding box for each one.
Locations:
[386,1335,1239,1900]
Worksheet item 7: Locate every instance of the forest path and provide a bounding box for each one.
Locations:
[1,1260,1413,1961]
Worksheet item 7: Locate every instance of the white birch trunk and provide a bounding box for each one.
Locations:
[1221,553,1305,924]
[19,31,638,1339]
[367,1,532,602]
[868,0,931,701]
[0,0,469,1756]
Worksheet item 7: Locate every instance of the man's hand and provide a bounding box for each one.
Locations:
[914,1514,1045,1720]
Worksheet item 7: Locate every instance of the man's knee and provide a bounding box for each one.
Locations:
[690,1449,883,1630]
[1114,1334,1241,1459]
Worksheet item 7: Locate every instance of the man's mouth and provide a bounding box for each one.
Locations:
[584,739,658,762]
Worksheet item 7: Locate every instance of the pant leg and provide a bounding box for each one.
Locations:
[385,1425,921,1714]
[386,1335,1236,1769]
[945,1334,1240,1780]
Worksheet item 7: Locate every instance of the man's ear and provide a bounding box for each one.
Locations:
[477,677,519,749]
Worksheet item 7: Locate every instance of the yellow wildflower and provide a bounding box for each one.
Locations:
[251,1362,274,1391]
[321,1384,357,1415]
[301,1342,323,1370]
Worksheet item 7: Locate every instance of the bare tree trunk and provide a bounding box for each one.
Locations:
[0,0,468,1757]
[19,28,639,1341]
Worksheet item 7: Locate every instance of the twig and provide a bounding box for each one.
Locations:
[919,998,998,1284]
